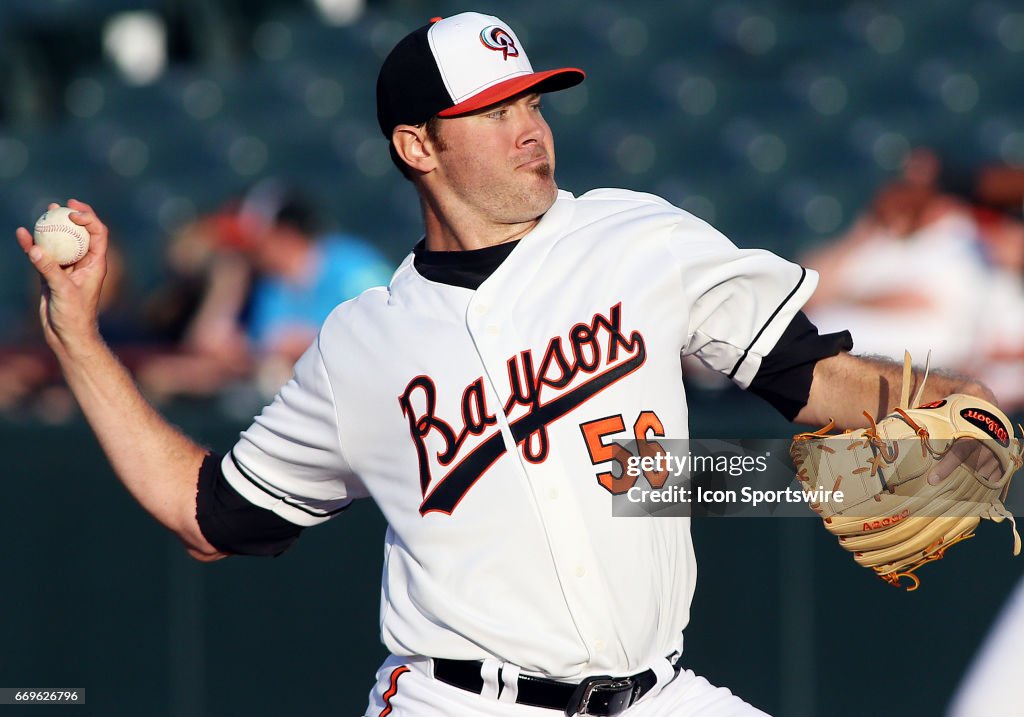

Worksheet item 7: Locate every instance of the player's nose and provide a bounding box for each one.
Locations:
[515,109,548,147]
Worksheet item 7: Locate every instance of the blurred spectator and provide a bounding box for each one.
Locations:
[232,180,391,358]
[137,179,394,403]
[801,181,990,370]
[0,349,49,414]
[1,184,393,417]
[225,178,394,394]
[906,147,1024,219]
[963,208,1024,410]
[802,150,1024,409]
[143,205,252,350]
[133,210,255,403]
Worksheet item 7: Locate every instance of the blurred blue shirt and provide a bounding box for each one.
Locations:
[246,234,392,349]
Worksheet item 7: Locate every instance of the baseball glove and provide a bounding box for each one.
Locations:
[790,352,1022,590]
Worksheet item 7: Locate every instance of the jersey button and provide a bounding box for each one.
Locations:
[472,303,488,316]
[594,639,606,652]
[548,488,558,500]
[575,565,586,578]
[486,324,500,336]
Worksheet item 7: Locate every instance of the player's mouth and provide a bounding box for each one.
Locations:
[516,153,549,170]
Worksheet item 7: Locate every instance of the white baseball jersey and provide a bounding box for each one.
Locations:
[220,187,817,679]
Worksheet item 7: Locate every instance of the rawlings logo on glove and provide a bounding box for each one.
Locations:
[790,352,1023,591]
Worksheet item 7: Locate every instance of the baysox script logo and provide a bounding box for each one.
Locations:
[479,26,519,60]
[400,304,646,516]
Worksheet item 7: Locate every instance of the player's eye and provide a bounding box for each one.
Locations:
[486,108,509,120]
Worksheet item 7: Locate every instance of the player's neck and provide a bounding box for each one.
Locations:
[420,195,540,252]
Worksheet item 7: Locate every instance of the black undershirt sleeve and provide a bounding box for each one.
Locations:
[195,452,304,557]
[746,311,853,421]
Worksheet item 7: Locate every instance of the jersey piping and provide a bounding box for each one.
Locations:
[229,450,350,518]
[727,266,808,379]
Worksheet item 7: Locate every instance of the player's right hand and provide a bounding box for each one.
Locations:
[15,198,109,360]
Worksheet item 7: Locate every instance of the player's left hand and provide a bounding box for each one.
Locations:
[930,437,1005,486]
[929,383,1005,486]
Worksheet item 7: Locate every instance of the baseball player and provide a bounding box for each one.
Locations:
[15,12,1002,717]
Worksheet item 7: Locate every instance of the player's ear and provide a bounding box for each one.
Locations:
[392,124,437,176]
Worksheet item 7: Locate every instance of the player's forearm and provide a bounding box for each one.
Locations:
[56,335,224,559]
[795,352,996,429]
[18,203,225,560]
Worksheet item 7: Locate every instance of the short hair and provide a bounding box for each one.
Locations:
[273,192,321,236]
[239,179,324,237]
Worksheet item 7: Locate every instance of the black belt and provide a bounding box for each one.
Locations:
[433,657,676,716]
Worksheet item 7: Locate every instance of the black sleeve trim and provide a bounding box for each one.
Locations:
[747,311,853,421]
[728,267,807,380]
[196,452,304,557]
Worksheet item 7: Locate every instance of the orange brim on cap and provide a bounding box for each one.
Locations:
[437,68,585,117]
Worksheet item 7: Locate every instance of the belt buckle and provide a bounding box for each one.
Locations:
[565,675,638,716]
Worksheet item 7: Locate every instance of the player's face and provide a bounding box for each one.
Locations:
[429,93,558,225]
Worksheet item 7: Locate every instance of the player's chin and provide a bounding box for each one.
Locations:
[522,164,557,198]
[507,183,558,222]
[527,170,557,193]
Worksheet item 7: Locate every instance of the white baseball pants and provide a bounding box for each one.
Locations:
[365,654,770,716]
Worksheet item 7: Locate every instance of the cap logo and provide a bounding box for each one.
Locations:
[479,26,519,60]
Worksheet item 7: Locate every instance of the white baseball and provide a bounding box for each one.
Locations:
[33,206,90,266]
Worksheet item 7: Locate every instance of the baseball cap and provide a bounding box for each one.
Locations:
[376,12,585,137]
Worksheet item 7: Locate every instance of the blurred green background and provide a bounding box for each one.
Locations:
[2,0,1023,715]
[2,0,1022,334]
